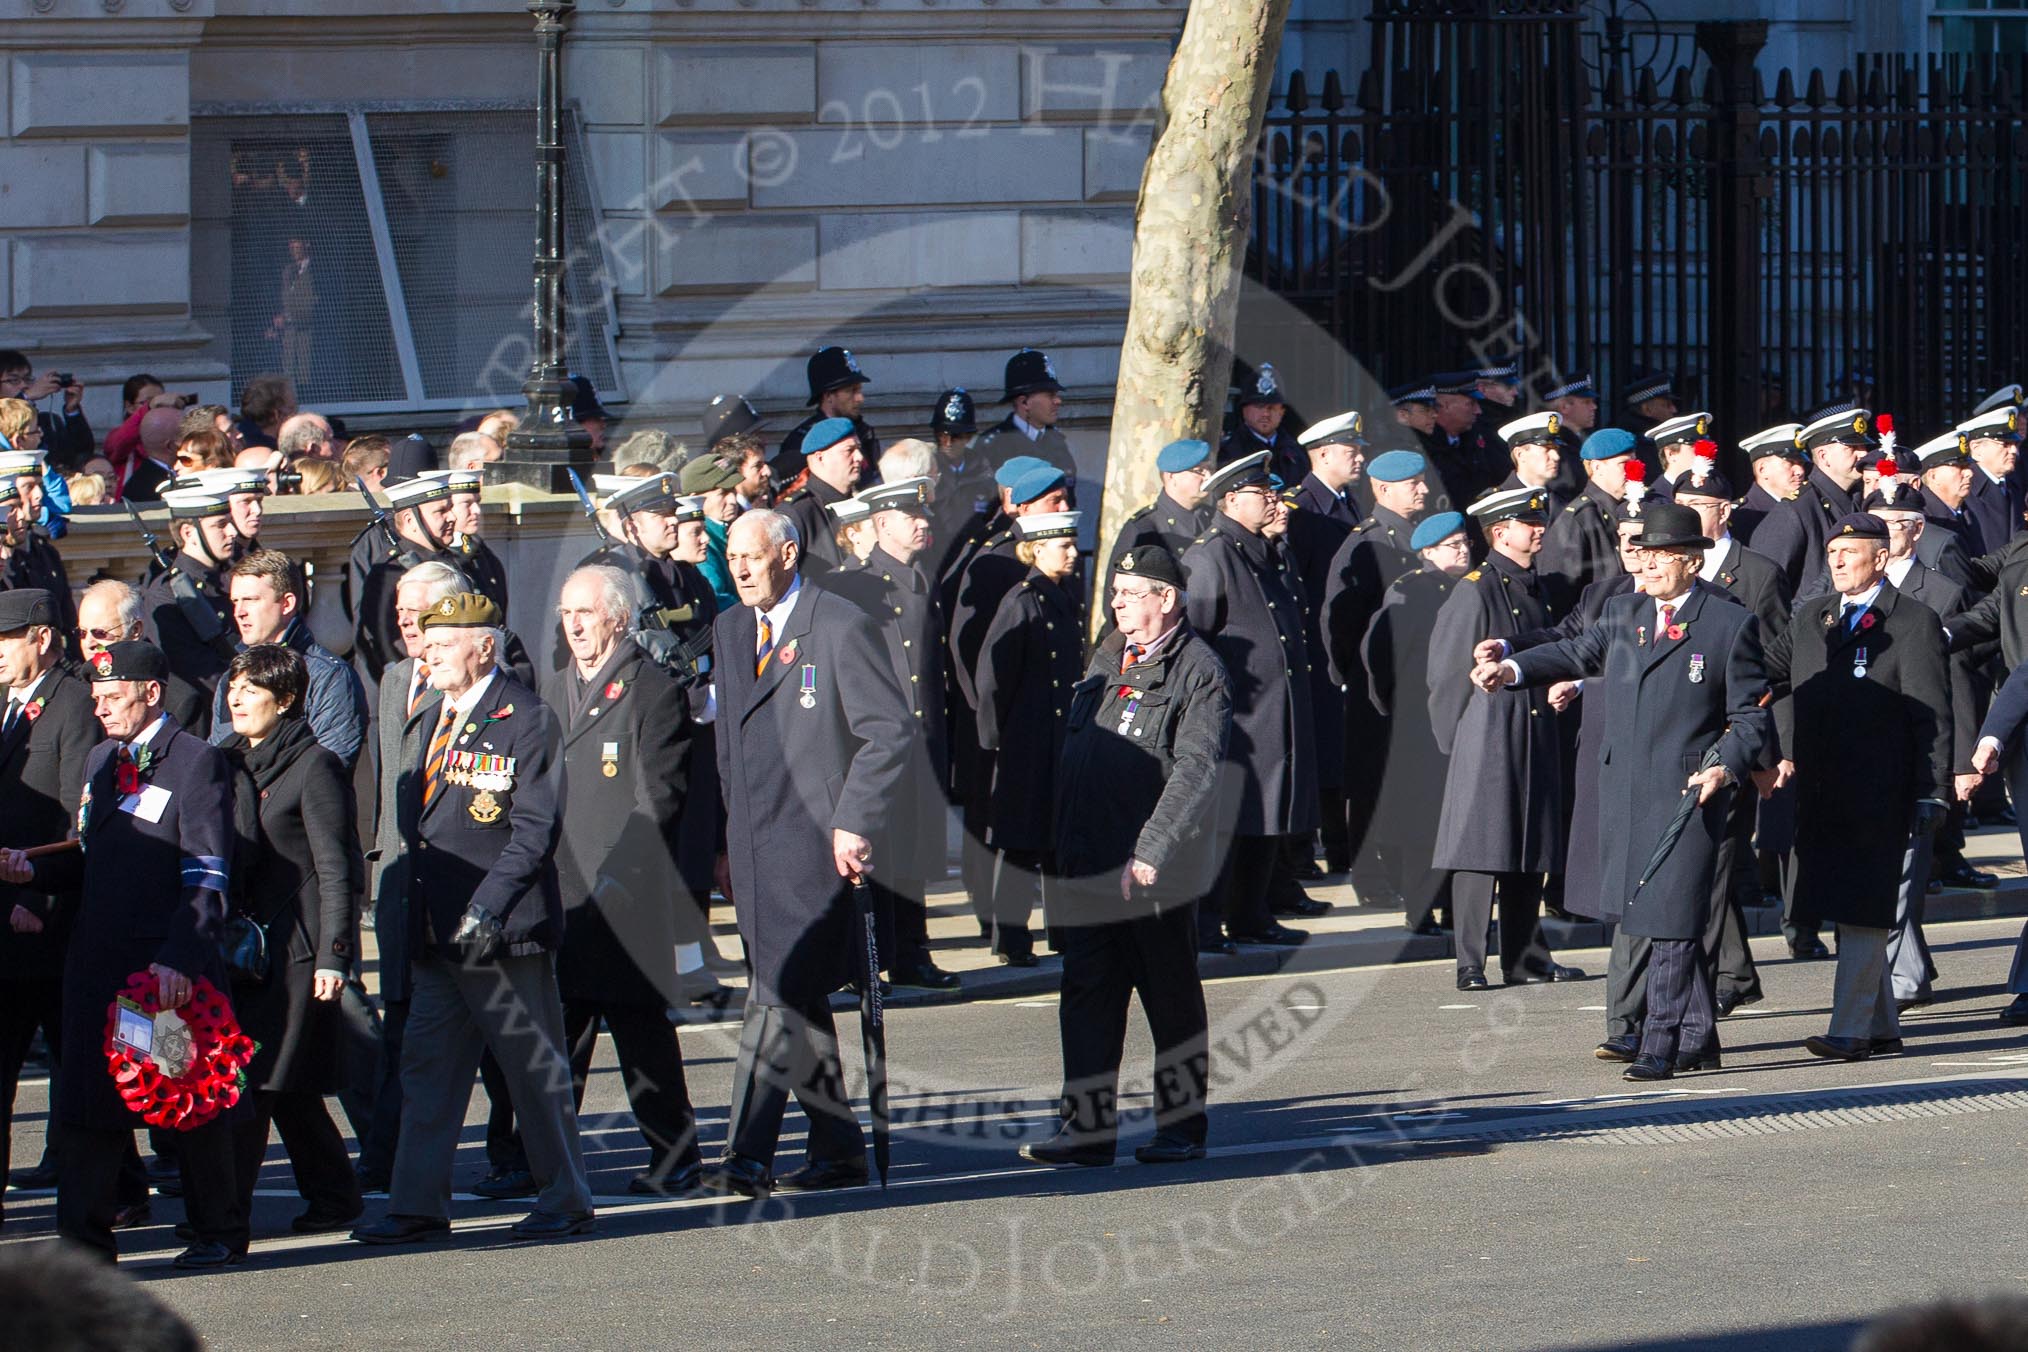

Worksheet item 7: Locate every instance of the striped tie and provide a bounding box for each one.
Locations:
[409,664,430,718]
[423,705,456,809]
[756,614,774,677]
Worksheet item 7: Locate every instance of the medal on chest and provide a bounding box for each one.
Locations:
[601,740,620,778]
[1117,688,1142,736]
[1687,653,1705,684]
[1853,645,1869,680]
[799,663,818,710]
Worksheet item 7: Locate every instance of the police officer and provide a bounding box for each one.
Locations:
[1428,372,1498,499]
[973,348,1077,483]
[1021,545,1230,1169]
[1219,362,1304,485]
[1361,512,1472,934]
[1320,448,1428,896]
[1622,368,1681,442]
[1732,422,1807,547]
[350,460,458,685]
[1182,450,1317,951]
[929,387,994,564]
[776,417,867,576]
[823,477,961,992]
[1751,407,1877,593]
[2,640,244,1265]
[776,345,880,483]
[1540,427,1639,613]
[139,486,242,732]
[447,469,510,620]
[700,392,767,453]
[1427,486,1582,989]
[704,510,915,1197]
[973,510,1084,967]
[352,593,594,1243]
[1106,438,1214,580]
[1542,371,1600,501]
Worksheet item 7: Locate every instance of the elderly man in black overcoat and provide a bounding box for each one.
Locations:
[1483,503,1773,1079]
[1759,514,1955,1061]
[705,509,914,1198]
[1,640,243,1266]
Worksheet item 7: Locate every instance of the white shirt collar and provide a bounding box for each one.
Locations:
[1012,414,1044,442]
[10,667,52,704]
[438,669,500,724]
[1885,556,1916,587]
[1652,587,1693,626]
[129,713,170,749]
[1981,464,2006,486]
[1697,536,1735,580]
[756,575,804,638]
[1838,580,1885,612]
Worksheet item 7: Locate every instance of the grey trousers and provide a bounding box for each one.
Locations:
[388,951,592,1220]
[1887,830,1938,1002]
[1828,924,1898,1041]
[1605,928,1650,1042]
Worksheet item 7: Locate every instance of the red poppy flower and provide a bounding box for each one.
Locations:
[115,762,141,796]
[21,700,40,723]
[1860,612,1877,630]
[1666,624,1686,641]
[603,681,623,701]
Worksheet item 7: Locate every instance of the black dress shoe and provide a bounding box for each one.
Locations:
[1869,1037,1905,1055]
[470,1167,538,1200]
[1505,964,1584,986]
[1940,862,2000,890]
[1197,937,1239,957]
[1228,923,1308,947]
[1788,937,1832,960]
[1020,1134,1114,1168]
[1804,1034,1873,1060]
[775,1157,870,1192]
[1456,967,1489,991]
[110,1201,152,1230]
[1895,994,1931,1013]
[511,1210,596,1240]
[2001,995,2028,1026]
[1622,1055,1673,1081]
[1543,904,1577,922]
[700,1156,773,1198]
[1674,1049,1723,1073]
[354,1171,390,1197]
[628,1161,704,1196]
[147,1159,183,1198]
[1271,895,1330,919]
[7,1164,56,1190]
[1594,1037,1638,1062]
[1926,879,1942,896]
[174,1223,198,1243]
[173,1241,245,1269]
[290,1206,364,1235]
[997,951,1040,969]
[889,963,961,992]
[1133,1133,1207,1164]
[1408,920,1445,938]
[350,1214,451,1245]
[1716,990,1763,1018]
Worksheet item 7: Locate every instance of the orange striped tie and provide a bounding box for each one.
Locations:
[423,706,456,808]
[756,614,774,677]
[409,664,430,718]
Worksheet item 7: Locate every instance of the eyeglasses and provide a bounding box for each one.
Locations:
[1112,586,1160,602]
[75,626,127,643]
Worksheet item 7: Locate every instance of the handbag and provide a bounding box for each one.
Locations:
[218,914,270,984]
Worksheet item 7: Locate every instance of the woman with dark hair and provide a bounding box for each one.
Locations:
[219,642,364,1235]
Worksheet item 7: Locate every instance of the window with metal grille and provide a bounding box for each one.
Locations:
[191,108,621,417]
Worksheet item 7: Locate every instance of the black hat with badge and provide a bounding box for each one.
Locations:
[1829,511,1890,541]
[568,374,610,425]
[0,588,53,632]
[1670,467,1738,502]
[1632,501,1714,550]
[1469,485,1550,526]
[702,393,765,448]
[1113,544,1185,589]
[387,433,438,484]
[931,387,978,435]
[1233,360,1287,408]
[805,346,871,406]
[1202,449,1274,499]
[88,640,167,683]
[1003,349,1064,402]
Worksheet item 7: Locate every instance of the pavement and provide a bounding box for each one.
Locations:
[8,903,2028,1349]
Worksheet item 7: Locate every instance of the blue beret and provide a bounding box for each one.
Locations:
[1009,464,1068,506]
[1367,449,1427,483]
[994,454,1048,489]
[1581,428,1638,461]
[805,417,858,456]
[1410,511,1467,551]
[1156,438,1212,474]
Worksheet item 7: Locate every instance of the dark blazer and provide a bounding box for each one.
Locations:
[714,582,915,1011]
[1916,486,1979,588]
[975,417,1076,482]
[1219,425,1306,487]
[398,671,563,953]
[0,668,98,977]
[1730,483,1788,547]
[1320,506,1420,690]
[1280,486,1355,791]
[1512,583,1772,937]
[122,457,173,503]
[1750,468,1859,593]
[1054,625,1232,916]
[1538,480,1624,615]
[973,568,1083,853]
[823,545,951,880]
[542,647,693,1009]
[778,475,855,576]
[948,530,1026,712]
[1705,538,1792,642]
[139,551,236,723]
[1965,469,2019,555]
[1763,583,1954,930]
[1427,549,1565,874]
[1892,560,1979,775]
[368,657,436,1004]
[34,718,233,1129]
[1539,571,1636,922]
[454,534,511,622]
[346,530,437,685]
[1360,565,1458,887]
[1182,514,1318,836]
[224,717,361,1092]
[1106,492,1207,581]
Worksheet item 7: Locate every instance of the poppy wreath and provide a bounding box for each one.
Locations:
[103,971,257,1131]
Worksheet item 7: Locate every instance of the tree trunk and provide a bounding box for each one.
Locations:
[1095,0,1291,633]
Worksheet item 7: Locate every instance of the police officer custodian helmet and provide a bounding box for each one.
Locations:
[932,388,978,437]
[702,394,765,448]
[806,346,871,406]
[1002,349,1064,403]
[1234,361,1286,408]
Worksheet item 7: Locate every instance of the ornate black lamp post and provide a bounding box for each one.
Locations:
[497,0,595,491]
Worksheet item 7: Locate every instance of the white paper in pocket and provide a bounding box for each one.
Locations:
[119,783,172,824]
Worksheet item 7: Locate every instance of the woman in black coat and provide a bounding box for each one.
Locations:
[220,643,365,1234]
[973,513,1084,965]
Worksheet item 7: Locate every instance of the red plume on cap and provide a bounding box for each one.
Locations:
[1693,439,1718,459]
[1875,457,1899,478]
[1876,413,1895,435]
[1623,459,1648,483]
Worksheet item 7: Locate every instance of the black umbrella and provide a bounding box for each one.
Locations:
[854,882,891,1188]
[1627,741,1721,911]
